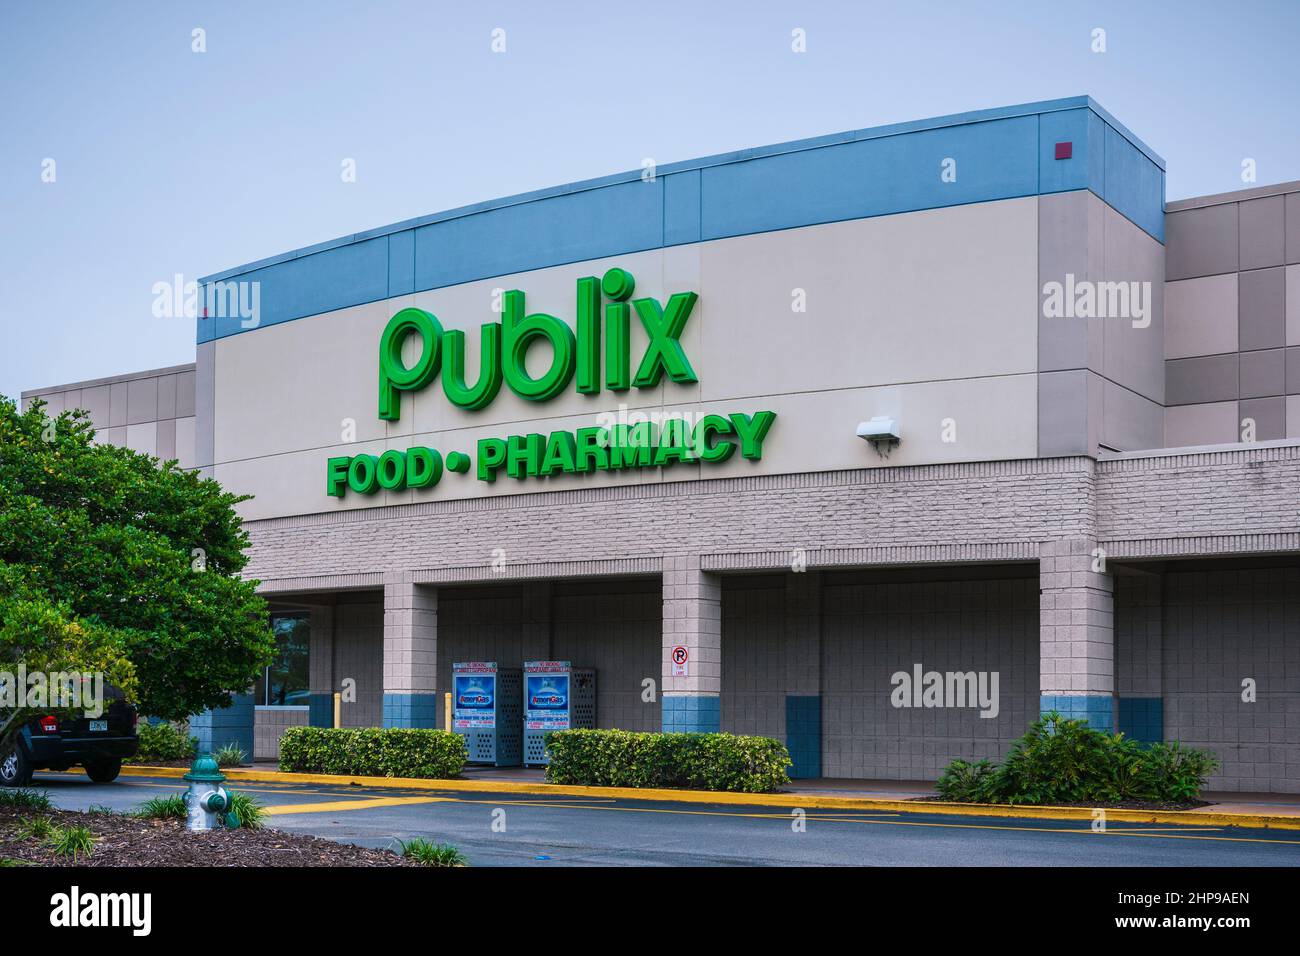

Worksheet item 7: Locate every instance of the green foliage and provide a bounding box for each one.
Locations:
[17,815,56,839]
[398,837,467,866]
[214,742,248,767]
[0,789,51,811]
[934,713,1220,805]
[136,794,187,819]
[934,758,999,803]
[543,729,792,793]
[86,805,116,816]
[224,790,265,830]
[0,396,275,722]
[47,825,95,860]
[278,727,468,779]
[132,721,198,763]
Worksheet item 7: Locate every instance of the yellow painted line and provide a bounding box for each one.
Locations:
[115,765,1300,831]
[265,795,453,816]
[444,799,1300,846]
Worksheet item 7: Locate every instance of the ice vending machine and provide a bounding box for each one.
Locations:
[451,662,522,767]
[522,661,595,767]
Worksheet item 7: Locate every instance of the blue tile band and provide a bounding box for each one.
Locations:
[662,694,721,734]
[1040,694,1114,731]
[307,692,334,729]
[1117,697,1164,744]
[199,97,1164,344]
[785,695,822,779]
[382,693,440,729]
[190,692,255,757]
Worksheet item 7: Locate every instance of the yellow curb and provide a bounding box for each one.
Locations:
[116,765,1300,831]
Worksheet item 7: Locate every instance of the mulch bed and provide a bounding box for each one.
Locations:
[908,795,1210,810]
[0,807,413,867]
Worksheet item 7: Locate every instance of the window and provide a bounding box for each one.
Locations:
[262,613,310,706]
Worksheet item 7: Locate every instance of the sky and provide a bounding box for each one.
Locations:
[2,0,1298,401]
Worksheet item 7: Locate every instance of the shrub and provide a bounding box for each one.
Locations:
[136,795,187,819]
[934,758,998,803]
[131,721,198,764]
[0,789,51,812]
[544,729,791,793]
[399,837,467,866]
[278,727,468,779]
[214,743,248,768]
[935,713,1219,805]
[224,791,265,830]
[48,825,95,860]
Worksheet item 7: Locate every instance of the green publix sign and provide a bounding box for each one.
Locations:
[326,267,775,498]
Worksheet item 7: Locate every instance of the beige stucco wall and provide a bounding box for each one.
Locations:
[211,196,1041,521]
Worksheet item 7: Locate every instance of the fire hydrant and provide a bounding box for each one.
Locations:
[182,753,238,832]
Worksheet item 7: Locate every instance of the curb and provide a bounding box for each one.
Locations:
[116,765,1300,831]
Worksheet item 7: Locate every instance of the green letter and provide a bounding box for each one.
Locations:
[692,414,736,464]
[575,277,601,394]
[406,446,442,489]
[477,438,506,482]
[540,431,577,476]
[501,289,575,401]
[347,454,380,494]
[506,432,545,479]
[326,456,351,497]
[632,292,698,387]
[442,323,502,409]
[729,411,777,460]
[379,308,443,421]
[575,427,609,472]
[376,449,406,490]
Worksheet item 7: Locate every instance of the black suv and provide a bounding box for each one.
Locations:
[0,698,139,786]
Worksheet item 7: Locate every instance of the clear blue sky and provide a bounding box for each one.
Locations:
[3,0,1298,401]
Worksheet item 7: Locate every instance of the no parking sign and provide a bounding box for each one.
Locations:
[671,644,689,676]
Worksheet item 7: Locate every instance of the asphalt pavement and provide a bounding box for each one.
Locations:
[28,771,1300,867]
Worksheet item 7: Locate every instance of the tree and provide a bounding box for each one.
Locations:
[0,396,274,726]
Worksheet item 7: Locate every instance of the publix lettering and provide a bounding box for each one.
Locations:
[378,267,695,416]
[327,267,775,497]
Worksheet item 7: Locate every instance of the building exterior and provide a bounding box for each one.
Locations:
[22,97,1300,792]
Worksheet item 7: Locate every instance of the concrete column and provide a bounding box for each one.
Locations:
[784,570,822,778]
[382,577,438,728]
[1039,537,1115,730]
[307,604,335,728]
[661,556,721,732]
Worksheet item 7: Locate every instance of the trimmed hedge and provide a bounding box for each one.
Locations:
[544,729,791,793]
[936,712,1220,805]
[278,727,467,779]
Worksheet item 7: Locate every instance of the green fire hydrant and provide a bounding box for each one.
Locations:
[182,754,240,832]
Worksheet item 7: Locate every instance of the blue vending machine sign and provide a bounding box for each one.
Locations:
[524,660,571,731]
[453,662,497,730]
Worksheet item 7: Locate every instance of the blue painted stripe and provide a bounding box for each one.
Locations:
[1040,694,1114,732]
[197,96,1164,344]
[382,692,439,729]
[662,694,721,734]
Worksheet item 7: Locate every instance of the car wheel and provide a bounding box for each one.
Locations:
[84,757,122,784]
[0,745,33,787]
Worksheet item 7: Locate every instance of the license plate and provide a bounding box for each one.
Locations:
[89,720,107,732]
